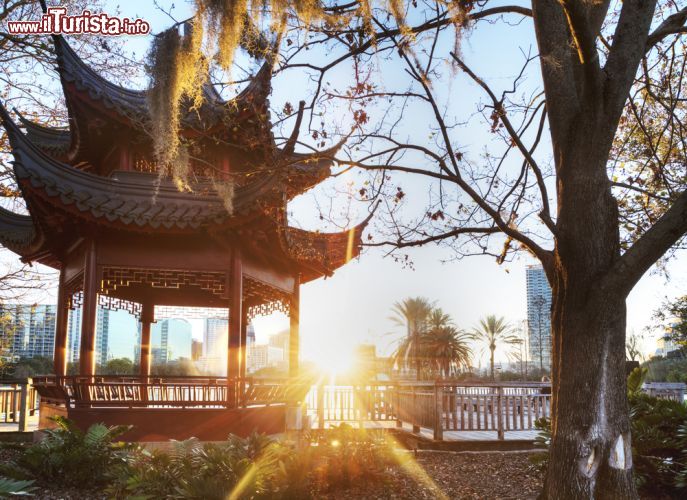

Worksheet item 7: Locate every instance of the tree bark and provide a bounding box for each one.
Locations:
[543,122,638,498]
[545,292,636,498]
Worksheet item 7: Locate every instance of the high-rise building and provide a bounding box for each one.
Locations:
[0,304,56,359]
[68,307,137,365]
[96,308,110,366]
[247,344,284,373]
[67,307,82,363]
[246,323,256,346]
[268,330,289,352]
[201,318,228,375]
[151,318,192,364]
[526,265,552,371]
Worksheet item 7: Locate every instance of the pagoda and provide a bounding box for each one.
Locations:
[0,35,371,440]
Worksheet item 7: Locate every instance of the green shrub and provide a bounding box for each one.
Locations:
[13,416,131,488]
[106,426,394,499]
[107,434,285,499]
[529,417,551,473]
[0,476,36,497]
[629,392,687,495]
[308,424,393,493]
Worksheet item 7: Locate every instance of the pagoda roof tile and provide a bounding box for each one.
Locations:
[1,103,282,232]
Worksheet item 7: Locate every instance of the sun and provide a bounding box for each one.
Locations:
[312,345,357,379]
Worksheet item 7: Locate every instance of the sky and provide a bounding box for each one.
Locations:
[1,1,685,369]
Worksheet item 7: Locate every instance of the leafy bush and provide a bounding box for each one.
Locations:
[529,417,551,473]
[106,426,394,499]
[107,434,285,499]
[0,477,36,497]
[307,424,393,493]
[12,416,131,488]
[629,392,687,495]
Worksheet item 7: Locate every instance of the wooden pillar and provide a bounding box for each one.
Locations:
[289,274,301,378]
[238,309,248,403]
[79,241,98,376]
[53,270,69,377]
[139,303,154,378]
[228,249,243,407]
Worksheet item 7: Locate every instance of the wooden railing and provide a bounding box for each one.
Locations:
[32,376,299,409]
[394,382,551,440]
[643,382,686,402]
[31,376,551,439]
[0,379,39,431]
[306,384,397,427]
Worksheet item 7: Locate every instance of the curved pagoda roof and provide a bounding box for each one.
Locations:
[54,35,273,140]
[0,34,369,283]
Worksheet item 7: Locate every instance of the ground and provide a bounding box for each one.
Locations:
[322,451,543,499]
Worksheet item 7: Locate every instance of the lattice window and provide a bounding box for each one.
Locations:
[101,268,227,298]
[99,295,142,318]
[68,290,83,310]
[244,276,291,321]
[246,300,290,322]
[155,306,229,320]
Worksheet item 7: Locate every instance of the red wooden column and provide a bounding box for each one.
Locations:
[227,249,243,407]
[79,241,98,376]
[239,308,248,400]
[289,274,301,378]
[139,303,154,378]
[53,270,69,377]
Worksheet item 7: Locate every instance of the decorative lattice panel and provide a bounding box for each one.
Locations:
[99,295,143,318]
[101,268,227,298]
[155,306,229,320]
[69,290,83,310]
[244,276,291,321]
[246,300,290,321]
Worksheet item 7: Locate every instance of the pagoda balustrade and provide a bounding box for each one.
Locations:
[32,376,303,409]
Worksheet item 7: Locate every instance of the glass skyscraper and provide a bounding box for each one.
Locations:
[526,265,552,371]
[0,304,56,359]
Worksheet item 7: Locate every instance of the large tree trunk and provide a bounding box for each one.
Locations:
[545,293,635,498]
[543,124,638,498]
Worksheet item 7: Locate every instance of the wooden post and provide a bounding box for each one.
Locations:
[317,381,325,429]
[433,382,443,441]
[412,386,420,434]
[395,384,402,428]
[239,310,248,404]
[139,304,154,378]
[18,378,31,432]
[357,385,364,429]
[79,241,98,376]
[497,385,505,440]
[53,271,69,377]
[289,274,300,379]
[228,249,243,407]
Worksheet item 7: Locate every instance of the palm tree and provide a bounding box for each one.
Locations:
[389,297,434,378]
[471,315,521,381]
[423,325,472,378]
